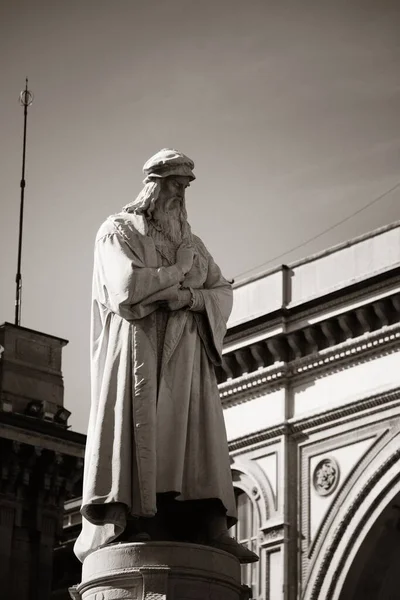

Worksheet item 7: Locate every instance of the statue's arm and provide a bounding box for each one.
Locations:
[94,232,184,318]
[189,250,233,324]
[187,248,233,365]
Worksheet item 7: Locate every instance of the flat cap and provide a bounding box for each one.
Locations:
[143,148,195,182]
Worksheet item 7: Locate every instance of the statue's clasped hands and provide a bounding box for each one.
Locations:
[158,242,195,311]
[176,242,195,276]
[163,288,192,311]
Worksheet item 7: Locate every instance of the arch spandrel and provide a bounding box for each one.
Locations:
[300,416,400,582]
[301,426,400,600]
[306,435,379,554]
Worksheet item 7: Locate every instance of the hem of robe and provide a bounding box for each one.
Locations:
[75,502,127,563]
[75,489,237,563]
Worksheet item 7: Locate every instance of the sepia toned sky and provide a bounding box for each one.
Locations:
[1,0,399,433]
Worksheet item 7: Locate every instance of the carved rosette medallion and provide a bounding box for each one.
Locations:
[313,457,340,496]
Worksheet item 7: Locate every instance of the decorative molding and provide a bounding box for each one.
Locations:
[226,270,400,348]
[219,289,400,395]
[227,388,400,451]
[0,439,83,506]
[232,458,277,522]
[309,448,400,600]
[300,419,400,597]
[300,423,392,573]
[292,325,400,381]
[312,457,340,497]
[141,566,170,599]
[220,363,287,406]
[71,543,244,600]
[220,323,400,405]
[260,524,284,548]
[289,387,400,434]
[228,425,288,452]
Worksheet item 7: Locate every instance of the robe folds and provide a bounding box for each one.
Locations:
[74,211,237,561]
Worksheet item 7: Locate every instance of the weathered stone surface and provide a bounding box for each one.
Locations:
[0,322,68,417]
[0,430,84,600]
[70,542,246,600]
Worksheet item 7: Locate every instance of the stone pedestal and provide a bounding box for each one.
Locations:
[69,542,250,600]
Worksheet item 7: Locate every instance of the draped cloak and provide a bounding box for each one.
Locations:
[74,211,236,562]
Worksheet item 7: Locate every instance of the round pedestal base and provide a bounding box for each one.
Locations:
[69,541,251,600]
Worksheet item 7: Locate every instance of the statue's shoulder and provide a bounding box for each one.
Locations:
[192,234,210,260]
[96,212,148,243]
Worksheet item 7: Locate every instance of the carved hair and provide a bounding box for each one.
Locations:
[122,180,162,216]
[122,178,193,244]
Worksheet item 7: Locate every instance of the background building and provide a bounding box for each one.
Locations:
[0,324,84,600]
[220,220,400,599]
[2,221,399,599]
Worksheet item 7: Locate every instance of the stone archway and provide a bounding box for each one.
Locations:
[338,492,400,599]
[303,429,400,600]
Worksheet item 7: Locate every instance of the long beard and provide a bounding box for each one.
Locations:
[151,204,192,245]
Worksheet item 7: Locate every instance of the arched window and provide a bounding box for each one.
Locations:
[231,487,260,596]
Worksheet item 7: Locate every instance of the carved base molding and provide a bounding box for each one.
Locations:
[70,542,250,600]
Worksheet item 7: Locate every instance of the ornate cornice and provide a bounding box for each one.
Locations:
[290,387,400,434]
[220,320,400,405]
[219,291,400,388]
[292,323,400,380]
[286,271,400,328]
[228,425,288,452]
[220,363,287,406]
[0,438,83,507]
[226,268,400,347]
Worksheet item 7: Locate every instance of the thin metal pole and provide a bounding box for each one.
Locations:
[15,78,33,326]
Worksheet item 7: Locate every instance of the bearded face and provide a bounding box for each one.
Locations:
[150,176,192,244]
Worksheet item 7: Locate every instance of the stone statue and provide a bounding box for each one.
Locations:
[74,149,258,565]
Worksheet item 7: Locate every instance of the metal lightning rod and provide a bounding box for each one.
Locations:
[15,78,34,326]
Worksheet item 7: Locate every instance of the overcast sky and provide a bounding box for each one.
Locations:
[1,0,399,433]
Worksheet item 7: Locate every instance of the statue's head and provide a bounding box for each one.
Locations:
[123,149,195,243]
[123,149,195,217]
[143,148,195,184]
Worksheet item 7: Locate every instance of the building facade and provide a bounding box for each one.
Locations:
[219,221,400,599]
[0,323,84,600]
